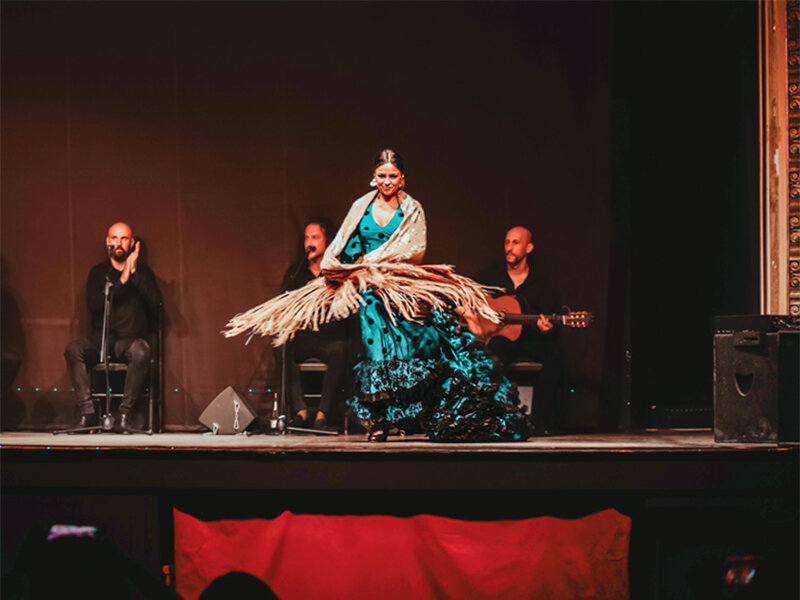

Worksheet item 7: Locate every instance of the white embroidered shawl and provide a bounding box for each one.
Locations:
[223,191,499,346]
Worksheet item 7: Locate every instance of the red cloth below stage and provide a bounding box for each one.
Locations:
[174,508,631,600]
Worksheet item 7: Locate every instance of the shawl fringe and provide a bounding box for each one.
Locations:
[223,262,500,346]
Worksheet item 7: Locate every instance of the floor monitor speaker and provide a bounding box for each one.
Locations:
[199,386,257,434]
[713,315,799,443]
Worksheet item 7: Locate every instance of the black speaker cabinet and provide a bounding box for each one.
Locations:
[199,386,257,434]
[713,315,799,443]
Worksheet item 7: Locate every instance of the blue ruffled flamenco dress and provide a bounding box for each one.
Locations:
[341,202,531,442]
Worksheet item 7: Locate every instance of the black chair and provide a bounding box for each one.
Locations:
[287,358,346,435]
[87,303,164,433]
[297,357,327,404]
[505,360,542,417]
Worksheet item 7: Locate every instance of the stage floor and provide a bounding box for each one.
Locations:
[0,428,782,453]
[4,430,796,600]
[2,429,796,494]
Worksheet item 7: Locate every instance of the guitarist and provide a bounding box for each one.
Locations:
[479,226,563,436]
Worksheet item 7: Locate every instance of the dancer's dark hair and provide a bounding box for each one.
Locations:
[374,149,405,174]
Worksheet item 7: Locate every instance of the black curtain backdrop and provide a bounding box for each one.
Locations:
[613,1,760,424]
[1,1,758,431]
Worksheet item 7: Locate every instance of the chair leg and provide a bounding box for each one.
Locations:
[147,360,154,433]
[148,391,154,433]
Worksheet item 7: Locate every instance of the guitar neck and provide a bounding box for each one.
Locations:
[501,313,563,326]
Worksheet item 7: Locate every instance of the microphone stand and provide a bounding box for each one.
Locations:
[98,276,115,431]
[54,276,115,435]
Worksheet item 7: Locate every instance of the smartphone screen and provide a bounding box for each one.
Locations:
[46,524,98,541]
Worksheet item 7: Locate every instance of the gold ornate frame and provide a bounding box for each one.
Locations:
[761,0,800,316]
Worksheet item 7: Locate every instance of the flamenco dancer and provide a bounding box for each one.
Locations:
[225,149,531,442]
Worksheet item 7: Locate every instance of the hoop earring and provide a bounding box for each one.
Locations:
[369,178,377,188]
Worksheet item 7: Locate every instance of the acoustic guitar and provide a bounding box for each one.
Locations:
[481,295,594,342]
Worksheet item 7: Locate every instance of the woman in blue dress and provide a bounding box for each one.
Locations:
[225,149,530,442]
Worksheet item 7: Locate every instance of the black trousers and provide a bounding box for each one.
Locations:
[64,337,151,415]
[487,335,563,430]
[285,330,349,416]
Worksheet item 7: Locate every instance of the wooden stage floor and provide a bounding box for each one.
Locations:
[0,428,789,453]
[3,427,797,600]
[2,429,796,494]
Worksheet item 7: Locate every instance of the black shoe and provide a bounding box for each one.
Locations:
[69,414,96,432]
[313,413,327,430]
[119,413,133,433]
[533,425,560,437]
[367,428,388,442]
[289,414,307,428]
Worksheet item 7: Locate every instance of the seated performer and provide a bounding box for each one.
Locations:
[225,149,530,442]
[281,218,350,430]
[479,226,563,435]
[64,222,162,431]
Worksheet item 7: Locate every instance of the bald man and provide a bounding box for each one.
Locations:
[64,222,162,431]
[479,226,563,435]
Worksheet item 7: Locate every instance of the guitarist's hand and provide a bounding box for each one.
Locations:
[537,314,554,333]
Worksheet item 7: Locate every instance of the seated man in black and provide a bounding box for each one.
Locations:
[64,222,162,431]
[479,226,563,435]
[282,218,350,430]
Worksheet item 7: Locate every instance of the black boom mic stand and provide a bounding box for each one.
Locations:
[55,275,150,435]
[98,275,115,431]
[55,277,116,435]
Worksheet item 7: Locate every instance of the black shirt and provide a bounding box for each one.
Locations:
[281,260,348,340]
[281,260,318,293]
[86,261,162,341]
[479,259,560,342]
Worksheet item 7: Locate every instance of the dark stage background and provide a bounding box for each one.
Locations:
[1,1,758,431]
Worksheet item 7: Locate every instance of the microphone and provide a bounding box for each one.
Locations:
[284,246,317,293]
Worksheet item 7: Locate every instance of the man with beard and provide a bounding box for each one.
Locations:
[281,218,351,430]
[479,226,563,435]
[64,222,162,431]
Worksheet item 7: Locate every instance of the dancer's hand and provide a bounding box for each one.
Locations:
[455,306,484,336]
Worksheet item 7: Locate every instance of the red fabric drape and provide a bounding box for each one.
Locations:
[174,508,630,600]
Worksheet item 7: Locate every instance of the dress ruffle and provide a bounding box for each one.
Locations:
[354,358,438,396]
[424,376,531,442]
[351,311,531,441]
[349,358,445,431]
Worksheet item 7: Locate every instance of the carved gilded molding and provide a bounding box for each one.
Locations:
[788,0,799,315]
[762,0,798,315]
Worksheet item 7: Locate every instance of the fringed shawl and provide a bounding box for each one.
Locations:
[223,191,500,346]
